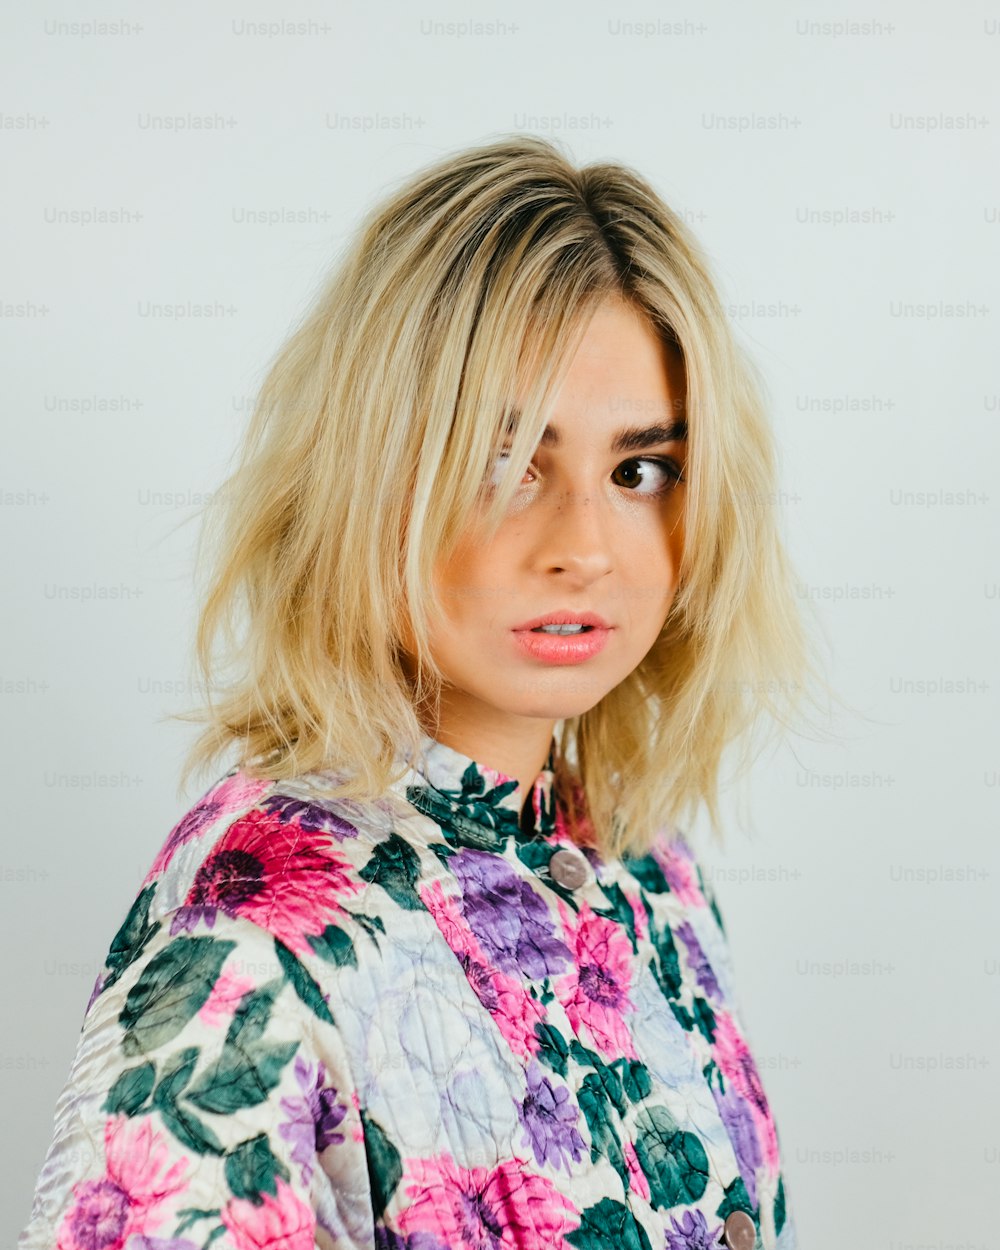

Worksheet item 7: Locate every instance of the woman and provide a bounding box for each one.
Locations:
[19,135,835,1250]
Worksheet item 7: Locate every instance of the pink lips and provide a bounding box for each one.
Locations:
[511,625,611,665]
[512,610,612,631]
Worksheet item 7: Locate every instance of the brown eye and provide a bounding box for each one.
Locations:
[613,458,685,497]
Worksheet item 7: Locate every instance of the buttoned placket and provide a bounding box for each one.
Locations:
[395,732,769,1248]
[405,731,597,895]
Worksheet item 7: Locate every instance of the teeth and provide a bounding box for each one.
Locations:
[535,624,586,634]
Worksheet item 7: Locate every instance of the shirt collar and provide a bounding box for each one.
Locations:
[400,729,559,850]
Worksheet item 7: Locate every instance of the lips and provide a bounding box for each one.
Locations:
[512,623,612,664]
[512,610,612,632]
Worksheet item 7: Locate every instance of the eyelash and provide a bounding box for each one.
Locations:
[488,452,685,498]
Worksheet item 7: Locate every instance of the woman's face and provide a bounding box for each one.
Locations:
[409,296,688,748]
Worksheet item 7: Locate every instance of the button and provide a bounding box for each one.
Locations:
[720,1210,755,1250]
[548,847,589,889]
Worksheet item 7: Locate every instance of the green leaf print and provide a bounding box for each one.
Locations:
[566,1196,653,1250]
[174,1207,222,1238]
[103,884,161,993]
[307,922,359,968]
[119,936,236,1057]
[515,839,555,878]
[406,772,516,852]
[774,1174,787,1236]
[351,910,386,942]
[273,936,336,1025]
[696,863,727,935]
[184,1035,298,1115]
[359,833,424,911]
[102,1061,155,1115]
[577,1071,628,1189]
[616,1056,653,1105]
[149,1047,226,1156]
[360,1107,402,1219]
[716,1175,756,1226]
[633,1103,709,1209]
[648,920,684,1003]
[225,979,283,1047]
[569,1040,628,1117]
[157,1100,225,1156]
[690,994,718,1046]
[152,1046,199,1105]
[669,999,697,1034]
[535,1021,571,1077]
[591,881,642,952]
[224,1132,291,1203]
[624,854,672,896]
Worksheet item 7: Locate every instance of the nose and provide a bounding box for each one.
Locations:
[533,487,615,578]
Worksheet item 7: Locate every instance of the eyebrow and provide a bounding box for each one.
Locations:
[503,407,687,454]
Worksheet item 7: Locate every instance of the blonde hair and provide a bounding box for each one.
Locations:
[169,133,850,860]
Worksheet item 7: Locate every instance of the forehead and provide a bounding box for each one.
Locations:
[507,300,686,444]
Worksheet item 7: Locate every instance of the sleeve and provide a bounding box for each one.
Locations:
[683,842,743,1015]
[17,899,375,1250]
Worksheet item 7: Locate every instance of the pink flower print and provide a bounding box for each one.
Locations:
[420,877,482,961]
[196,965,256,1027]
[488,972,548,1057]
[125,1238,199,1250]
[712,1009,780,1172]
[220,1177,316,1250]
[178,807,362,956]
[553,899,638,1060]
[348,1089,365,1145]
[623,1139,650,1201]
[56,1114,188,1250]
[628,889,650,945]
[650,836,704,907]
[352,1090,367,1145]
[397,1151,579,1247]
[144,773,272,885]
[420,878,545,1058]
[554,779,598,850]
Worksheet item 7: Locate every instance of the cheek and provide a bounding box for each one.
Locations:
[655,491,686,563]
[433,542,489,625]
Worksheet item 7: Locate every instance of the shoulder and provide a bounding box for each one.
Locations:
[84,768,430,1039]
[622,828,724,926]
[105,768,421,994]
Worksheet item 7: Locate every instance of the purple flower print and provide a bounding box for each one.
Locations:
[516,1061,587,1172]
[124,1239,200,1250]
[261,792,361,840]
[675,921,721,999]
[278,1052,349,1183]
[143,772,272,884]
[448,849,572,980]
[665,1207,724,1250]
[375,1230,450,1250]
[85,972,106,1015]
[713,1082,762,1208]
[168,903,219,936]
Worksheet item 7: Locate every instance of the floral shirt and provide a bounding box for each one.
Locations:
[18,732,799,1250]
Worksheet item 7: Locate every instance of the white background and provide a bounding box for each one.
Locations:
[3,2,998,1246]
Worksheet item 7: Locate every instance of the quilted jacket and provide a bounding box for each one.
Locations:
[18,731,799,1250]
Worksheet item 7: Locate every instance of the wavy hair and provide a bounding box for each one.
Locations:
[169,133,847,859]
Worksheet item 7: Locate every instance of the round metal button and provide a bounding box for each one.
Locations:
[720,1210,756,1250]
[548,847,589,889]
